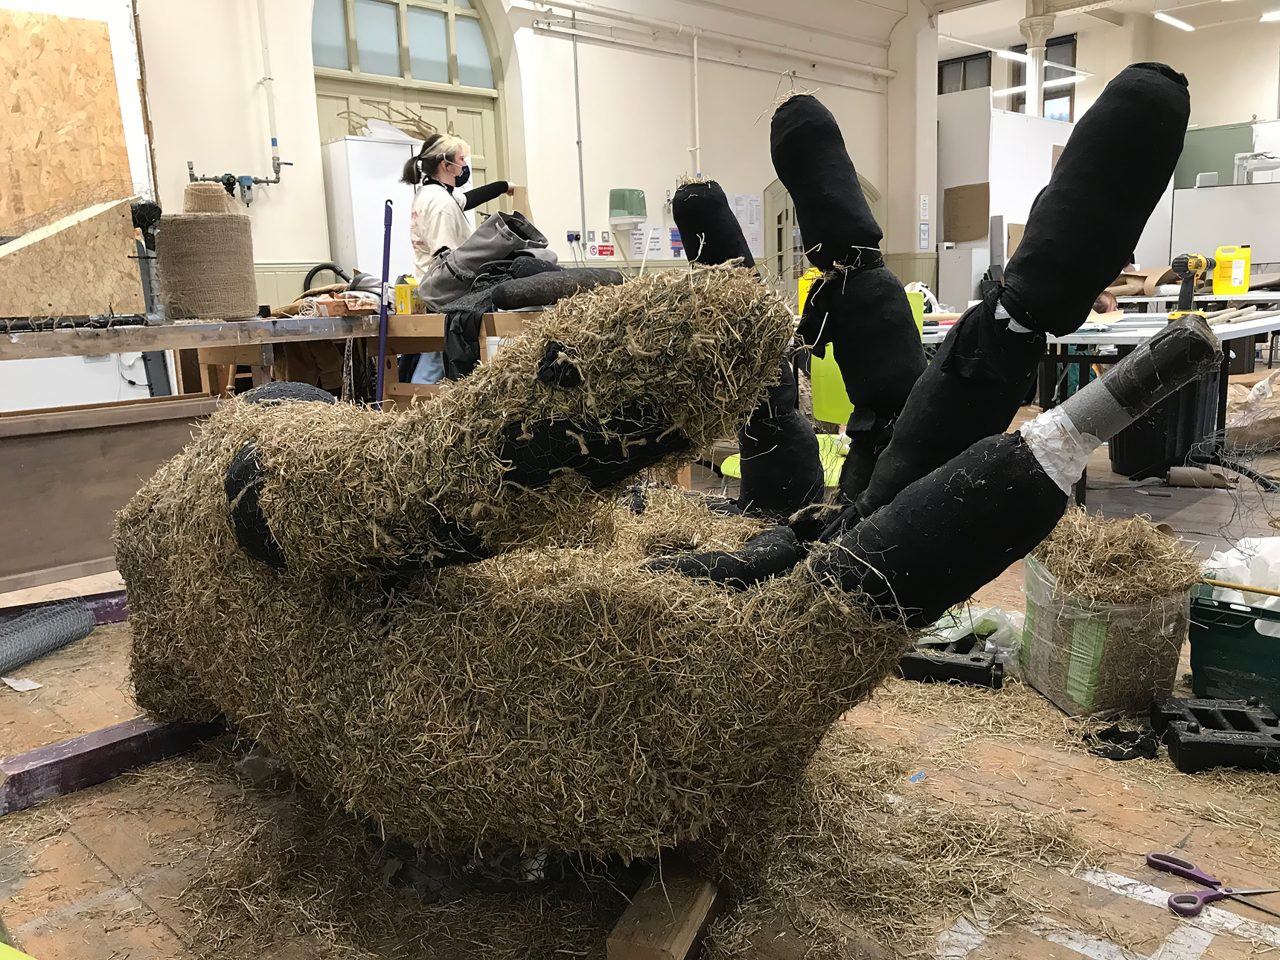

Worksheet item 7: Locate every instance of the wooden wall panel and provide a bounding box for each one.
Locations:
[0,10,133,233]
[0,396,217,594]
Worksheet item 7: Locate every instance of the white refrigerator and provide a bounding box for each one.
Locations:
[322,135,424,282]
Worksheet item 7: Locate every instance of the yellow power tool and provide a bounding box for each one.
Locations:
[1169,253,1215,321]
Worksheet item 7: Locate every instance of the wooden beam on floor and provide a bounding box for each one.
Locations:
[607,853,721,960]
[0,716,221,816]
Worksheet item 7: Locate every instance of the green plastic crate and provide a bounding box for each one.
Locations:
[1189,585,1280,713]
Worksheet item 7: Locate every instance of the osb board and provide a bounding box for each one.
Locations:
[0,198,144,317]
[0,10,133,233]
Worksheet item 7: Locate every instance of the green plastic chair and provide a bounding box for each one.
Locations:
[810,290,926,426]
[720,433,847,489]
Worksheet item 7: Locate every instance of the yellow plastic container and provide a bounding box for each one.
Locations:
[394,277,418,315]
[797,267,822,313]
[1213,245,1251,296]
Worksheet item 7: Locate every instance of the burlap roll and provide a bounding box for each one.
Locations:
[183,182,240,214]
[158,214,258,320]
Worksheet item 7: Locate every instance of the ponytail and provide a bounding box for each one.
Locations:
[400,132,470,186]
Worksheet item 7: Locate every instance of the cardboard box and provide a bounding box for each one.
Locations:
[943,182,990,242]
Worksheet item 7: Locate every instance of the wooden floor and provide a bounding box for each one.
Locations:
[3,423,1280,959]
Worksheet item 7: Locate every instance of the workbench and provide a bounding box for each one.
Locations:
[0,311,542,398]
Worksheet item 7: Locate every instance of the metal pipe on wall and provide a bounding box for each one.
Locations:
[523,0,896,78]
[531,22,881,94]
[256,0,282,176]
[692,31,701,176]
[571,13,588,244]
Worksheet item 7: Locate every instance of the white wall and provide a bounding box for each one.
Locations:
[135,0,331,265]
[1149,20,1279,127]
[1073,18,1148,118]
[988,108,1071,226]
[512,19,887,265]
[937,87,991,252]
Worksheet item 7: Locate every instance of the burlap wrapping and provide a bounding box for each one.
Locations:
[183,182,241,214]
[158,213,258,320]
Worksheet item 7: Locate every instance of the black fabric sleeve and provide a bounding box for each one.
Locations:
[463,181,509,211]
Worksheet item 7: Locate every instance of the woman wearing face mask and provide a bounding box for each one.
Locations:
[400,132,515,383]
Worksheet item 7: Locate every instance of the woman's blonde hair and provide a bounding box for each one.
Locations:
[401,132,471,185]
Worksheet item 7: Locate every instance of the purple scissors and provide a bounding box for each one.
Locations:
[1147,853,1280,920]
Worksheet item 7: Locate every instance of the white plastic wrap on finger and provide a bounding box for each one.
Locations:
[1020,406,1102,496]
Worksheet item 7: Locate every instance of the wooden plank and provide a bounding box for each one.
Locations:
[0,198,144,317]
[0,716,221,816]
[0,315,380,361]
[386,314,447,337]
[485,311,540,337]
[0,395,218,439]
[0,10,133,232]
[386,336,445,353]
[607,854,721,960]
[195,343,274,367]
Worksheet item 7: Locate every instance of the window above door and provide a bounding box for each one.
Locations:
[312,0,497,93]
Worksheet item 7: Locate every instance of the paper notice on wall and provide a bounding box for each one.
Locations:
[731,193,765,258]
[630,224,665,259]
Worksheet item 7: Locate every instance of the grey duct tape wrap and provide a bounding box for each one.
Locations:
[1059,315,1222,440]
[672,180,755,268]
[490,268,623,311]
[1001,63,1190,336]
[770,94,882,270]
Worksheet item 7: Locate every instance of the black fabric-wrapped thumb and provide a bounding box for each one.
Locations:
[770,94,882,271]
[672,179,754,268]
[1002,63,1189,336]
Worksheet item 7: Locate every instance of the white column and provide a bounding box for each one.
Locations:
[1019,14,1056,118]
[885,0,938,280]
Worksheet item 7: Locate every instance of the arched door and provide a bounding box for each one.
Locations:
[311,0,504,190]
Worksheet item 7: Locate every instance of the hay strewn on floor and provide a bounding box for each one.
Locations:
[217,268,794,578]
[1032,508,1201,604]
[695,722,1086,958]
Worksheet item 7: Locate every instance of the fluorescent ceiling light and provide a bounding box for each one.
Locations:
[992,75,1083,97]
[1153,11,1195,30]
[938,35,1030,62]
[996,49,1031,62]
[1261,9,1280,20]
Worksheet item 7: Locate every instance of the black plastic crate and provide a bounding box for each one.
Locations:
[1109,367,1220,480]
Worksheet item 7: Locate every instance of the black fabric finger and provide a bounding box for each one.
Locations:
[813,434,1067,628]
[1002,63,1189,336]
[672,179,755,267]
[856,293,1045,516]
[770,94,882,270]
[646,526,802,589]
[737,361,825,517]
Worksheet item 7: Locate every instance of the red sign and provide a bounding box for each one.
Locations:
[598,243,615,257]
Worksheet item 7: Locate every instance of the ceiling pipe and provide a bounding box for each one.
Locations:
[522,0,896,79]
[530,21,883,93]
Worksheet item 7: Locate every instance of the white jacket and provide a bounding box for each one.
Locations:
[409,182,473,283]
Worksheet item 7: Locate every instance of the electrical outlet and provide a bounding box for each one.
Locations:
[566,230,581,244]
[586,230,596,242]
[602,231,611,243]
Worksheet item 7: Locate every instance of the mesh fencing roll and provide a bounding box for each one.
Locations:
[0,600,95,676]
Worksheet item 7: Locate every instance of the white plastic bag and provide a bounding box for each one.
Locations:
[1206,537,1280,637]
[921,606,1025,664]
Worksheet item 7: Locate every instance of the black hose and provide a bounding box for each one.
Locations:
[302,262,352,292]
